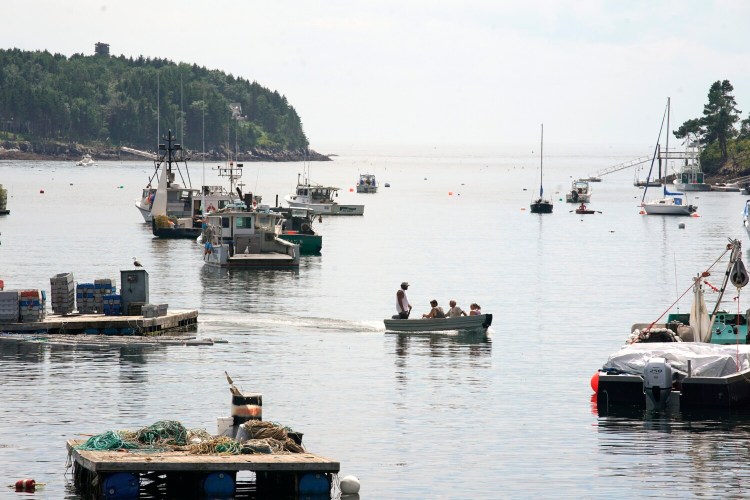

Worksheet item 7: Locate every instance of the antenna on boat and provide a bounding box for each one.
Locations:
[156,71,160,160]
[202,90,206,214]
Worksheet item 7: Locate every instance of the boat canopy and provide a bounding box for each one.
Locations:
[603,343,750,378]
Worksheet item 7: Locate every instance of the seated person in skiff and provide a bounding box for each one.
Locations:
[445,300,467,318]
[422,299,446,319]
[469,303,482,316]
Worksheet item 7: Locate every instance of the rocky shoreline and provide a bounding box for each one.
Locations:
[0,139,331,162]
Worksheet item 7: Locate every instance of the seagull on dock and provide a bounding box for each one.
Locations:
[133,257,143,268]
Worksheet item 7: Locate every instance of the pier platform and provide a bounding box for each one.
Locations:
[0,309,198,335]
[67,440,339,498]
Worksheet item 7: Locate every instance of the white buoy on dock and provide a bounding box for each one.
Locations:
[340,474,361,495]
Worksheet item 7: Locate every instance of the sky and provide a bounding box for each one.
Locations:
[3,0,750,153]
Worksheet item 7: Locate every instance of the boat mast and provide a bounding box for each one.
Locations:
[201,92,206,213]
[664,97,670,195]
[540,123,544,198]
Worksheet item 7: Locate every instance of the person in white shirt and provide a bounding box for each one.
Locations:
[394,282,412,319]
[445,300,467,318]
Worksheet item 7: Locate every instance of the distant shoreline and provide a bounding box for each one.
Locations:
[0,140,331,162]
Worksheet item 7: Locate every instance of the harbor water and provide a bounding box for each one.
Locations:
[2,148,750,498]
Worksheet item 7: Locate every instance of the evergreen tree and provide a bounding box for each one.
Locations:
[701,80,741,160]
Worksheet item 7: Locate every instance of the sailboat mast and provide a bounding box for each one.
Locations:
[201,93,206,213]
[664,97,670,193]
[540,123,544,197]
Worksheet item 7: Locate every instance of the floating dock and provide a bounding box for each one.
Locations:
[0,309,198,335]
[67,440,339,498]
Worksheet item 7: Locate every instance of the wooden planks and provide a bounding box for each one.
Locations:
[0,309,198,334]
[66,440,339,473]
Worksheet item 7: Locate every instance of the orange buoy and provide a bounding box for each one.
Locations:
[590,372,600,393]
[639,210,645,215]
[15,479,36,491]
[349,188,354,192]
[691,213,700,217]
[448,191,453,196]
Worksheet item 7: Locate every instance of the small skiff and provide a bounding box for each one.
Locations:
[384,313,492,333]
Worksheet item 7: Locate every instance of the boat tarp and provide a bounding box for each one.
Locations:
[603,343,750,378]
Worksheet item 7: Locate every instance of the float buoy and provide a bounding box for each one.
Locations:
[678,223,685,229]
[691,213,700,217]
[448,191,453,196]
[340,475,361,495]
[349,188,354,192]
[39,189,44,194]
[15,479,36,492]
[590,372,599,393]
[639,210,646,215]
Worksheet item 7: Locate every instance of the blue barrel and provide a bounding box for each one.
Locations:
[201,472,235,497]
[102,472,139,499]
[298,473,330,496]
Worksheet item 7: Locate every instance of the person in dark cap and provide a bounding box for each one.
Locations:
[393,281,412,319]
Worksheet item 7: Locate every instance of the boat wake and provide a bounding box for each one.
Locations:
[198,312,383,333]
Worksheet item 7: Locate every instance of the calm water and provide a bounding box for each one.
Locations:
[2,150,750,498]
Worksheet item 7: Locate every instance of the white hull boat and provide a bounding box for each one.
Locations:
[76,154,95,166]
[384,313,492,333]
[285,174,364,216]
[642,197,695,216]
[641,98,697,216]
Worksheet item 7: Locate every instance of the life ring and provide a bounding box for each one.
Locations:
[207,204,216,212]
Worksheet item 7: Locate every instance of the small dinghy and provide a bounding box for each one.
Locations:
[384,313,492,333]
[573,203,597,215]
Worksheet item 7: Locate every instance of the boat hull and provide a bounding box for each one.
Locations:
[356,185,377,193]
[530,200,553,213]
[285,198,364,216]
[279,233,322,254]
[674,182,711,192]
[565,194,592,203]
[597,369,750,411]
[642,204,694,216]
[384,314,492,332]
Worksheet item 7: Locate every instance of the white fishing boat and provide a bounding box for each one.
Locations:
[285,174,364,216]
[641,98,697,216]
[356,173,378,193]
[565,179,592,203]
[200,209,300,269]
[384,313,492,333]
[134,132,241,223]
[673,140,710,192]
[595,238,750,413]
[76,154,95,166]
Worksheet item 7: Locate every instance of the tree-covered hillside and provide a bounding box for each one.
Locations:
[0,48,311,156]
[674,80,750,176]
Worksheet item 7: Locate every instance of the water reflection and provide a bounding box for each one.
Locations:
[389,330,492,359]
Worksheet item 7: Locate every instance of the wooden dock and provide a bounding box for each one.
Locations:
[67,439,339,498]
[0,309,198,335]
[67,440,339,473]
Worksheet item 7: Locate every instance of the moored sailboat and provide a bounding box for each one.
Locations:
[641,98,697,216]
[530,124,553,214]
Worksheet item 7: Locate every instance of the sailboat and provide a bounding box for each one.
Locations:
[530,124,553,214]
[641,98,697,216]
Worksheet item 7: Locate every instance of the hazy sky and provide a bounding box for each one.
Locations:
[3,0,750,152]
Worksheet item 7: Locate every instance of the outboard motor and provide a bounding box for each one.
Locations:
[643,357,673,411]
